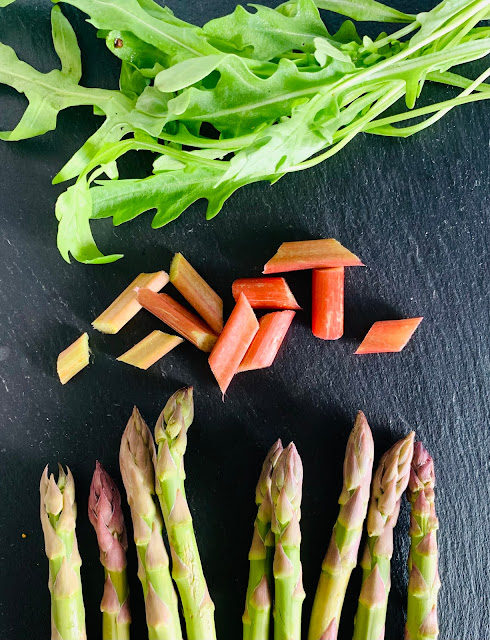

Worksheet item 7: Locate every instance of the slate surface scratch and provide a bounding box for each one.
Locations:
[0,1,489,639]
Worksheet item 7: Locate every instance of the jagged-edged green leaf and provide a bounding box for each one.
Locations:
[159,55,354,136]
[203,0,329,60]
[0,35,134,142]
[51,6,82,82]
[91,162,240,228]
[0,41,130,141]
[60,0,218,64]
[56,178,123,264]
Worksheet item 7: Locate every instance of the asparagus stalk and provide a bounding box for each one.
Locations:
[271,442,305,640]
[40,465,86,640]
[405,443,440,640]
[243,439,284,640]
[119,407,183,640]
[308,412,375,640]
[154,387,217,640]
[352,431,415,640]
[88,462,131,640]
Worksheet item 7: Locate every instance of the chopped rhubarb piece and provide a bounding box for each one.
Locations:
[355,318,423,354]
[238,311,295,372]
[92,271,169,334]
[57,333,90,384]
[170,253,223,334]
[312,267,344,340]
[117,331,183,370]
[263,239,363,273]
[232,277,300,310]
[137,289,218,352]
[208,293,259,395]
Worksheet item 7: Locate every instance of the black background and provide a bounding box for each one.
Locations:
[1,1,489,638]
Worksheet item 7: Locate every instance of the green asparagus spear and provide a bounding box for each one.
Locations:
[119,407,183,640]
[352,431,415,640]
[154,387,217,640]
[243,439,283,640]
[271,442,305,640]
[405,442,440,640]
[309,412,374,640]
[40,465,86,640]
[88,461,131,640]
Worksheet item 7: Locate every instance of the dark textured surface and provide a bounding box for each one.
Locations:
[0,1,489,639]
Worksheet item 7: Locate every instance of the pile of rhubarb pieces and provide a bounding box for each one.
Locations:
[57,239,423,393]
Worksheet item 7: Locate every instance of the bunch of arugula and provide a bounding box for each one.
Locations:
[1,0,490,263]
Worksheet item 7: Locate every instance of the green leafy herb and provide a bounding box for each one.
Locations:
[1,0,490,263]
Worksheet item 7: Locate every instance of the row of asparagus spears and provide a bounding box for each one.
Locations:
[39,389,439,640]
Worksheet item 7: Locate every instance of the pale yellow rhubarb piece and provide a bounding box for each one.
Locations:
[92,271,169,334]
[57,333,90,385]
[117,331,183,370]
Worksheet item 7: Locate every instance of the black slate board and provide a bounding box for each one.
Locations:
[1,1,489,639]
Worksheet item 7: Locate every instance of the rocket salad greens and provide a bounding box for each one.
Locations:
[1,0,490,263]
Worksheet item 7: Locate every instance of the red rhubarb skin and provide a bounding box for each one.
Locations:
[137,289,218,352]
[238,310,295,372]
[355,318,423,354]
[170,253,223,334]
[208,293,259,394]
[312,267,344,340]
[232,277,301,310]
[263,239,363,273]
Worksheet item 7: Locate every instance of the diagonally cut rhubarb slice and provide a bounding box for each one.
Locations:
[232,277,300,310]
[137,289,218,352]
[355,318,423,354]
[312,267,344,340]
[263,239,363,274]
[57,333,90,384]
[208,293,259,395]
[117,331,183,370]
[170,252,223,334]
[92,271,169,334]
[238,310,295,372]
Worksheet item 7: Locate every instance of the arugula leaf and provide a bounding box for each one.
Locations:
[0,27,133,143]
[155,55,354,136]
[56,178,123,264]
[203,0,329,61]
[51,5,82,82]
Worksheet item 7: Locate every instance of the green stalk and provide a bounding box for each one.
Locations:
[89,461,131,640]
[308,412,374,640]
[243,440,283,640]
[352,432,415,640]
[40,465,86,640]
[405,443,440,640]
[119,407,182,640]
[154,387,217,640]
[271,443,305,640]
